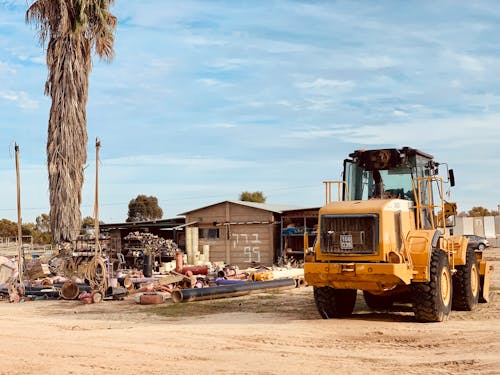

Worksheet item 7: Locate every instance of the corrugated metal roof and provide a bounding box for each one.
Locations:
[227,200,303,213]
[179,200,303,215]
[99,216,185,230]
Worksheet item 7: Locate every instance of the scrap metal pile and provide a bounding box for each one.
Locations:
[0,237,306,306]
[123,231,178,258]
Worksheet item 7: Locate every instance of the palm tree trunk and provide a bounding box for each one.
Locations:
[46,33,91,243]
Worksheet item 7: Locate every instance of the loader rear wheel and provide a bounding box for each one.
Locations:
[313,286,357,319]
[412,250,452,322]
[452,248,479,311]
[363,291,394,310]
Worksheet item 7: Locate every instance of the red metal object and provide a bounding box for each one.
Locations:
[140,292,163,305]
[175,251,183,272]
[180,265,208,275]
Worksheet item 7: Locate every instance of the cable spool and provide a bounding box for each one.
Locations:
[85,256,108,294]
[60,280,80,300]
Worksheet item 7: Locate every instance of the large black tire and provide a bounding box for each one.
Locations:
[412,250,453,322]
[452,248,480,311]
[363,291,394,310]
[313,286,357,319]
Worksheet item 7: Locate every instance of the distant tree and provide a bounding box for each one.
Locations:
[80,216,105,234]
[467,206,491,217]
[490,209,499,216]
[35,213,50,232]
[126,195,163,222]
[33,213,51,244]
[82,216,95,229]
[0,219,17,238]
[0,218,51,245]
[239,191,266,203]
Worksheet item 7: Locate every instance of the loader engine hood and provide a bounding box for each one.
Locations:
[317,199,413,257]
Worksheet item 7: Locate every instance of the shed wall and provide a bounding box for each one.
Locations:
[185,202,279,267]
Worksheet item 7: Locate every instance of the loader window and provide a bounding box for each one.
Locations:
[344,161,369,200]
[344,161,414,201]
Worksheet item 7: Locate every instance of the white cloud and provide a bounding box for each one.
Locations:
[358,56,397,69]
[304,97,336,111]
[0,90,38,109]
[286,126,348,140]
[275,100,293,107]
[104,154,256,169]
[444,50,484,73]
[150,59,171,71]
[184,36,227,46]
[206,123,237,129]
[17,54,45,65]
[209,58,247,70]
[296,78,353,90]
[30,56,44,64]
[286,115,500,147]
[0,61,16,74]
[197,78,231,87]
[392,110,408,117]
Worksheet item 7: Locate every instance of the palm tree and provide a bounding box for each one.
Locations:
[26,0,116,243]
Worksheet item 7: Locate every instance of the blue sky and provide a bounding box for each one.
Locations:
[1,0,499,223]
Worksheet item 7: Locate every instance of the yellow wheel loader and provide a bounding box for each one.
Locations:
[304,147,493,322]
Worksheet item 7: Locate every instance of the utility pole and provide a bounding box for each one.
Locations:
[15,144,25,294]
[94,138,101,254]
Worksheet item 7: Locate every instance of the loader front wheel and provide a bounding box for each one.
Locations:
[363,291,394,310]
[452,248,479,311]
[412,250,452,322]
[313,286,357,319]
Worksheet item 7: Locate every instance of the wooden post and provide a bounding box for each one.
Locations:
[15,144,25,293]
[94,138,101,254]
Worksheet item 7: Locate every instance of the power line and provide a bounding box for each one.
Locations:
[0,184,320,212]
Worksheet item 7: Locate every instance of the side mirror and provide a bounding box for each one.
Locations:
[449,169,455,187]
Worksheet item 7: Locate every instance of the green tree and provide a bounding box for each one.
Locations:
[33,213,52,244]
[82,216,95,229]
[467,206,491,217]
[26,0,117,243]
[239,191,266,203]
[127,195,163,222]
[0,217,51,245]
[0,219,17,238]
[80,216,104,234]
[35,213,50,232]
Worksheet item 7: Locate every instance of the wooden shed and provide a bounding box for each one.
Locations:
[181,201,300,268]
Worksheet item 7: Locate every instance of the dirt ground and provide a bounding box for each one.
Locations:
[0,249,499,375]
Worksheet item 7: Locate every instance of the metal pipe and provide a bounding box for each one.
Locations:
[215,278,247,286]
[180,265,208,275]
[172,278,296,303]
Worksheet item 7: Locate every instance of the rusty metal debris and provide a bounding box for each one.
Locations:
[1,238,306,307]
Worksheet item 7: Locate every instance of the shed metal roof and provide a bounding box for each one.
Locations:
[180,200,303,215]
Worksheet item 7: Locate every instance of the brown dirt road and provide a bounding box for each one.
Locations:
[0,248,499,375]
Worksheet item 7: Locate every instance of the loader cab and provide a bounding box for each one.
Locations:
[342,147,442,229]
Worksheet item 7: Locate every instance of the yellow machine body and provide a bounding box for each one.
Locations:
[304,148,492,302]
